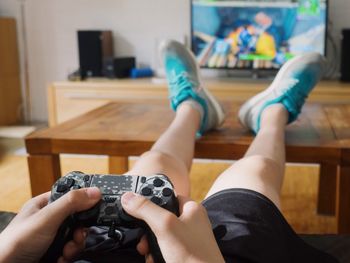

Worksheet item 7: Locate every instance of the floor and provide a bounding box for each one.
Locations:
[0,138,336,234]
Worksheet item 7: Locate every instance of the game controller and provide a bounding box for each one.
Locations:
[40,171,179,263]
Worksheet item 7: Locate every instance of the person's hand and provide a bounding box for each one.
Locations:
[0,188,101,263]
[121,192,225,263]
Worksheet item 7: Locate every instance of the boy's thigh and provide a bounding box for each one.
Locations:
[205,155,283,208]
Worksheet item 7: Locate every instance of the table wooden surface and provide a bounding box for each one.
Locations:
[25,101,350,233]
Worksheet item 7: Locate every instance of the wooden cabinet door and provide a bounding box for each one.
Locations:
[0,18,22,125]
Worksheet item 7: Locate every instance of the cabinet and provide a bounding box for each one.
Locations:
[48,78,350,127]
[0,18,22,125]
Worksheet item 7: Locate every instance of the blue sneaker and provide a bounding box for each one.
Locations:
[238,53,326,133]
[160,40,225,135]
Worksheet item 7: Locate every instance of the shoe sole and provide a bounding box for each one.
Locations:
[238,53,324,128]
[159,40,225,128]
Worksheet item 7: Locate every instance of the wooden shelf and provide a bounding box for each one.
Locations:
[48,78,350,126]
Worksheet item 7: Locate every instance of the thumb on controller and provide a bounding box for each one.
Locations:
[121,192,179,237]
[38,187,101,228]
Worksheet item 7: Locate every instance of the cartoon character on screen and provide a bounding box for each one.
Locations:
[237,25,257,53]
[206,25,259,68]
[226,12,278,58]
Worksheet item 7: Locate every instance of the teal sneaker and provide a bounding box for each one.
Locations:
[238,53,326,133]
[159,40,225,135]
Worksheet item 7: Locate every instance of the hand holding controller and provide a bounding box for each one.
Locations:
[40,171,179,263]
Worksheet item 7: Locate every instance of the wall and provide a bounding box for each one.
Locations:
[0,0,350,122]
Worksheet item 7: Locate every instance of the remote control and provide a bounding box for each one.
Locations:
[40,171,179,263]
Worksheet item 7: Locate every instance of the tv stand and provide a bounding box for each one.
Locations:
[48,78,350,126]
[209,68,275,81]
[251,70,267,80]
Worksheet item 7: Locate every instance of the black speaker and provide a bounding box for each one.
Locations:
[103,57,136,78]
[78,30,114,79]
[340,29,350,82]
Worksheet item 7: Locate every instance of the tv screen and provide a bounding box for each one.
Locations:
[191,0,328,70]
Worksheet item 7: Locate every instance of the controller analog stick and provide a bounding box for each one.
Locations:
[141,187,152,196]
[162,188,173,197]
[150,196,162,205]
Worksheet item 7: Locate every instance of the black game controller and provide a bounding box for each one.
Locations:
[40,171,179,263]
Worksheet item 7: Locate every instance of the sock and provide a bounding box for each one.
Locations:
[178,99,204,123]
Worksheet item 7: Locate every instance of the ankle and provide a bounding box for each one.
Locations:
[260,104,288,129]
[177,100,203,120]
[176,101,202,130]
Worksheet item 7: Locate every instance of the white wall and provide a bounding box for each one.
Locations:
[0,0,350,122]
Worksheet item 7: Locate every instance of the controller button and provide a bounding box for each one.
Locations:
[141,187,152,196]
[150,196,162,205]
[105,206,116,215]
[153,178,164,187]
[84,175,90,181]
[57,184,69,193]
[162,188,173,197]
[66,178,75,187]
[141,177,146,183]
[57,178,75,192]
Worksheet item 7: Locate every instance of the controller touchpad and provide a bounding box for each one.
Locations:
[90,175,137,194]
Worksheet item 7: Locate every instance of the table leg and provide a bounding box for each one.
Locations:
[27,154,61,197]
[317,163,337,215]
[336,163,350,234]
[108,156,128,174]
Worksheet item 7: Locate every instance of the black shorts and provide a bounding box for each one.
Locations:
[79,189,339,263]
[203,189,338,263]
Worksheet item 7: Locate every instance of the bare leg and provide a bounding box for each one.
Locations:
[126,103,201,197]
[205,104,288,208]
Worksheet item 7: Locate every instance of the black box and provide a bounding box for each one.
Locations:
[103,57,136,78]
[341,29,350,82]
[78,30,114,79]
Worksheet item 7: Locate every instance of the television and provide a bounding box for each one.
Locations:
[191,0,328,70]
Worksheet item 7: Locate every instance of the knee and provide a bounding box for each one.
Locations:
[139,150,179,167]
[235,155,283,176]
[138,150,189,173]
[135,150,190,196]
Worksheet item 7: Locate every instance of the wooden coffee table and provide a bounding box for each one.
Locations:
[25,101,350,233]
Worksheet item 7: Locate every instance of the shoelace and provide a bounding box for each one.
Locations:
[168,71,199,101]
